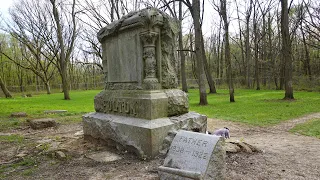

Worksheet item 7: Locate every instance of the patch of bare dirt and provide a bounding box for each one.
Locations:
[208,113,320,180]
[1,113,320,180]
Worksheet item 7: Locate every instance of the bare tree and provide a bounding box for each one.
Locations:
[219,0,235,102]
[178,1,188,92]
[0,75,12,98]
[174,0,208,105]
[253,0,260,90]
[303,0,320,49]
[2,0,57,94]
[281,0,294,99]
[190,0,208,105]
[49,0,78,100]
[245,0,254,88]
[0,58,12,98]
[299,9,312,80]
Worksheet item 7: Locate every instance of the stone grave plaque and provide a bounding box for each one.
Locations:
[158,130,225,180]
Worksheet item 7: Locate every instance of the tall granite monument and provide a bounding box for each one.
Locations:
[83,8,207,159]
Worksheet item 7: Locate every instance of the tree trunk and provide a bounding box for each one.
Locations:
[201,35,217,93]
[179,1,188,92]
[268,13,279,90]
[281,0,294,99]
[50,0,71,100]
[301,25,312,81]
[220,41,224,80]
[45,81,51,94]
[278,10,285,90]
[0,76,12,98]
[235,0,246,85]
[253,10,260,90]
[245,0,253,89]
[216,20,222,79]
[220,0,235,102]
[262,14,267,87]
[191,0,207,105]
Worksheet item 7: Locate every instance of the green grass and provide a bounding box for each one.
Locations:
[0,157,37,179]
[0,90,100,117]
[0,89,320,128]
[0,90,100,131]
[189,89,320,126]
[0,134,24,143]
[289,119,320,138]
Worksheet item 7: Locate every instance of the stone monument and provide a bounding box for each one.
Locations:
[158,130,226,180]
[83,8,207,159]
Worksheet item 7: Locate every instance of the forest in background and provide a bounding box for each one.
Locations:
[0,0,319,101]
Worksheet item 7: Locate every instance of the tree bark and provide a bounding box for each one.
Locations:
[281,0,294,99]
[235,0,246,85]
[278,10,285,90]
[220,0,235,102]
[201,35,217,93]
[253,5,260,90]
[268,13,279,90]
[0,76,12,98]
[245,0,253,89]
[45,81,51,94]
[50,0,76,100]
[179,1,188,92]
[191,0,208,105]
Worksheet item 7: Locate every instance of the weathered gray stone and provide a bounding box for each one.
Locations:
[83,112,207,159]
[164,89,189,116]
[98,8,178,90]
[55,151,66,160]
[28,118,57,130]
[225,142,241,153]
[158,130,226,180]
[83,112,174,158]
[44,110,67,114]
[94,90,168,120]
[83,8,207,159]
[169,112,207,132]
[227,141,261,153]
[74,130,84,136]
[238,142,253,153]
[160,112,207,154]
[10,112,27,118]
[86,151,122,163]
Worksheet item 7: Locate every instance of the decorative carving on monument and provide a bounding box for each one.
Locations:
[140,31,160,89]
[160,13,179,89]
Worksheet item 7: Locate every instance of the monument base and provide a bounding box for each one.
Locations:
[82,112,207,159]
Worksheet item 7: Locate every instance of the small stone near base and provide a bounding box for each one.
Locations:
[238,142,253,153]
[28,118,57,130]
[85,151,122,163]
[16,151,28,158]
[44,110,67,114]
[10,112,27,118]
[227,141,261,153]
[55,151,66,160]
[225,142,241,153]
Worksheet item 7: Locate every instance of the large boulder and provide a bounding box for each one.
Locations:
[164,89,189,116]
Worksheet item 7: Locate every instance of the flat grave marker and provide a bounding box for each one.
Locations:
[158,130,225,180]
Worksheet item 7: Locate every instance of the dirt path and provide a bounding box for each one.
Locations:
[1,113,320,180]
[207,113,320,180]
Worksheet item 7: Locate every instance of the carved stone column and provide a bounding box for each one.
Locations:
[140,31,159,89]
